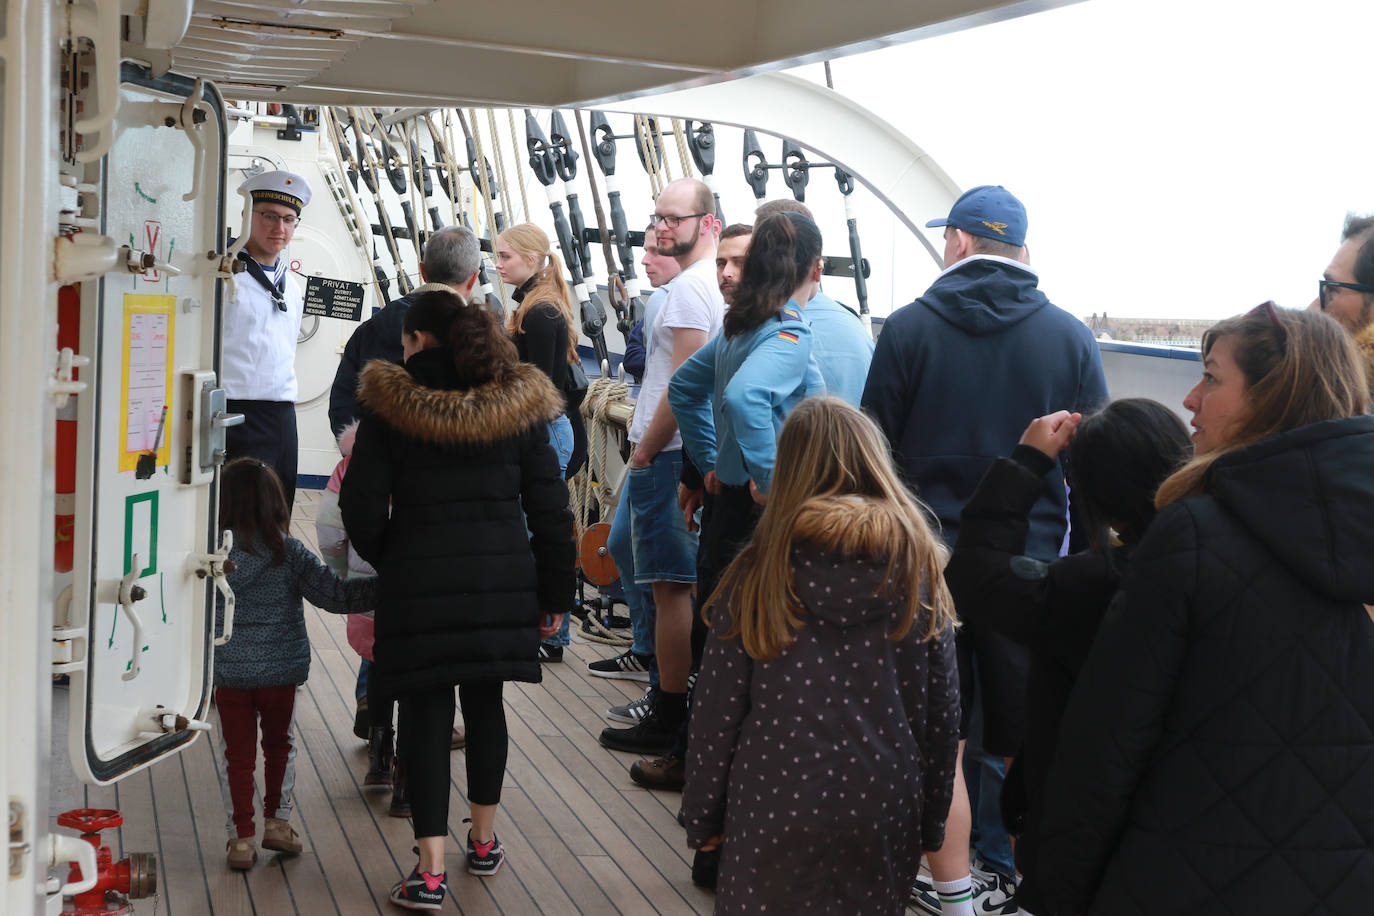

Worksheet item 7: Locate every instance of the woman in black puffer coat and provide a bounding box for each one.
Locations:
[943,398,1190,916]
[340,290,574,910]
[1037,305,1374,916]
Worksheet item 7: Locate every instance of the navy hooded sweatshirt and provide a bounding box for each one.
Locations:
[862,256,1107,561]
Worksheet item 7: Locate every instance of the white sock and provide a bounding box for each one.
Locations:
[933,875,975,916]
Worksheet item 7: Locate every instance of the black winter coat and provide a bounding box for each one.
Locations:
[328,288,417,436]
[944,446,1131,916]
[1038,416,1374,915]
[339,348,575,695]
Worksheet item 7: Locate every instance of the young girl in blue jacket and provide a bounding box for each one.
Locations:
[214,458,376,872]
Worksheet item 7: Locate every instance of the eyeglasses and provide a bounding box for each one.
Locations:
[1246,300,1287,347]
[650,212,708,229]
[253,210,300,228]
[1318,278,1374,309]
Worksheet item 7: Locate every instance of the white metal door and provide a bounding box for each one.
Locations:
[64,64,229,785]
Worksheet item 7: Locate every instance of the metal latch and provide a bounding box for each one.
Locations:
[9,800,27,878]
[117,556,149,682]
[191,530,237,645]
[200,381,242,473]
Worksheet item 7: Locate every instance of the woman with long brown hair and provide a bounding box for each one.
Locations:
[682,396,961,915]
[494,222,585,660]
[1037,305,1374,916]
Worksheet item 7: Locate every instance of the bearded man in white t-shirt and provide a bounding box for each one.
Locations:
[599,179,725,769]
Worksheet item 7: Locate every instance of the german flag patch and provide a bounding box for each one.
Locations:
[778,330,800,344]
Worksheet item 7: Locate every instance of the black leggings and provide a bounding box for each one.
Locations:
[397,681,507,839]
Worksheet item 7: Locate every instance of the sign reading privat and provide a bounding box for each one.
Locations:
[303,276,366,322]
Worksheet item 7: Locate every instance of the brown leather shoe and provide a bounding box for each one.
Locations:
[450,725,466,750]
[261,817,302,855]
[629,753,685,791]
[226,837,257,870]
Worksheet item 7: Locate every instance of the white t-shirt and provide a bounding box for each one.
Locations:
[628,257,724,448]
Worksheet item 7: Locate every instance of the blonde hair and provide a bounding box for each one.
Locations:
[1157,305,1369,507]
[497,222,578,364]
[707,397,956,661]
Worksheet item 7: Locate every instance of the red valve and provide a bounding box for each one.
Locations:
[56,809,122,834]
[56,808,156,916]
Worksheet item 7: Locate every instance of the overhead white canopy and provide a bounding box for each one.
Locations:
[140,0,1079,107]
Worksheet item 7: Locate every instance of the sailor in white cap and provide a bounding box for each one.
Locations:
[222,169,312,508]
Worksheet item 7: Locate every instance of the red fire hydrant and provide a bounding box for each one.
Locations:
[56,809,156,915]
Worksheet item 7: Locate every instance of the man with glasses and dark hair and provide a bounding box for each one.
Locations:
[599,179,724,770]
[1310,214,1374,381]
[223,170,312,509]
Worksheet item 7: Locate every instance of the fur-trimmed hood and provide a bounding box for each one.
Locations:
[357,355,564,446]
[788,495,941,629]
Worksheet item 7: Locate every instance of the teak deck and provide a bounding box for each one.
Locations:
[49,490,718,915]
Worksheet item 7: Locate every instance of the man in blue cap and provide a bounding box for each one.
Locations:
[862,185,1107,916]
[223,169,311,508]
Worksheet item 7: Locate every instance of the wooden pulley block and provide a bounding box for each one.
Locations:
[578,522,619,586]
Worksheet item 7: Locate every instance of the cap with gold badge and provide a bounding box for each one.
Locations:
[240,169,312,213]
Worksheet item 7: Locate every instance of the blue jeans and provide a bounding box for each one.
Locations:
[355,658,370,703]
[543,414,575,647]
[626,450,697,584]
[608,480,657,685]
[966,699,1016,879]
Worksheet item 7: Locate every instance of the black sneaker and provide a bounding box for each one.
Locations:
[537,644,563,663]
[599,702,680,754]
[389,851,447,911]
[463,819,505,876]
[588,650,653,682]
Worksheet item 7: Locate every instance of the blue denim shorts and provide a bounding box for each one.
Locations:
[627,449,698,584]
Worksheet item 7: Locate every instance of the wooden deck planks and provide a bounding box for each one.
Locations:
[49,489,731,914]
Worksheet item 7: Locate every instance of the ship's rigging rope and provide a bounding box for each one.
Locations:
[405,116,425,261]
[571,374,630,540]
[574,109,631,336]
[634,115,664,197]
[486,109,516,230]
[651,118,673,183]
[507,109,531,223]
[672,118,694,178]
[465,109,497,236]
[355,107,411,293]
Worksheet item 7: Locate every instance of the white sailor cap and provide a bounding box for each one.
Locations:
[241,169,312,213]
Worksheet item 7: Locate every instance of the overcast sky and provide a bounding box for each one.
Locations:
[783,0,1374,321]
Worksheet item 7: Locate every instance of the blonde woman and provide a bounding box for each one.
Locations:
[1038,305,1374,916]
[682,396,961,915]
[495,222,585,659]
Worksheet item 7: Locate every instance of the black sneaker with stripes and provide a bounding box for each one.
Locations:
[587,649,653,682]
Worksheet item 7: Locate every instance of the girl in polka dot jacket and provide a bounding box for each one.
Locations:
[683,397,961,915]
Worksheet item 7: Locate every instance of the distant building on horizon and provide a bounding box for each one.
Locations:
[1083,313,1208,349]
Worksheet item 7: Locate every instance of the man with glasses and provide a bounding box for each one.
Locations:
[600,179,723,769]
[1311,214,1374,343]
[223,169,312,508]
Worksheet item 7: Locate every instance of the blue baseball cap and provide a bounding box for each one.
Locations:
[925,185,1027,247]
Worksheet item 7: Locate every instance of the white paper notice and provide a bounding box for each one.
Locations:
[126,313,170,453]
